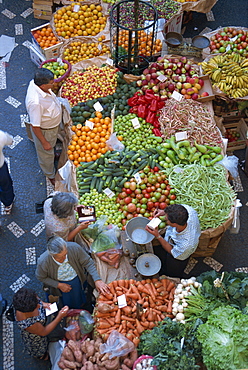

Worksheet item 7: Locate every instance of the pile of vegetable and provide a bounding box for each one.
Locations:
[138,317,202,370]
[94,278,176,345]
[159,98,223,147]
[167,164,236,230]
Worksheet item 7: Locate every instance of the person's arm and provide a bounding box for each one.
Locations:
[25,306,69,336]
[67,221,90,241]
[32,126,52,151]
[145,225,173,254]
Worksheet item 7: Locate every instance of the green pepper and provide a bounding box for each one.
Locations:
[169,136,180,152]
[194,141,208,154]
[209,152,217,158]
[189,152,202,162]
[186,146,197,155]
[157,149,166,159]
[167,150,179,165]
[178,140,190,148]
[161,142,171,149]
[177,147,188,160]
[206,145,222,154]
[200,154,211,166]
[208,154,224,166]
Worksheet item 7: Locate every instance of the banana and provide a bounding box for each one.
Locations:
[240,60,248,68]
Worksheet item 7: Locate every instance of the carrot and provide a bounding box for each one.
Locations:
[143,301,149,308]
[118,324,123,333]
[133,329,139,337]
[121,315,136,322]
[137,298,144,305]
[154,281,163,288]
[126,293,139,300]
[152,278,158,283]
[124,279,130,289]
[147,309,154,322]
[97,321,111,329]
[121,306,132,315]
[161,278,168,290]
[169,287,175,301]
[133,337,140,347]
[115,309,121,324]
[144,284,156,301]
[127,321,135,330]
[167,300,172,314]
[130,284,142,300]
[140,280,147,285]
[126,332,135,341]
[96,328,111,334]
[156,286,166,293]
[142,321,150,328]
[105,317,115,326]
[148,296,156,308]
[122,320,127,331]
[117,279,126,287]
[157,305,168,312]
[150,283,158,298]
[136,284,149,295]
[129,279,135,285]
[108,284,116,296]
[131,304,137,313]
[112,280,118,288]
[149,322,156,329]
[166,281,175,293]
[166,314,174,318]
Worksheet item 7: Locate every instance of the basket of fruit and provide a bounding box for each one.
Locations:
[40,58,72,94]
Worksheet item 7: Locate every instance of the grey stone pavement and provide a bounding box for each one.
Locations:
[0,0,248,369]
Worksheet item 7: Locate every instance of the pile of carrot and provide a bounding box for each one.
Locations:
[94,277,176,346]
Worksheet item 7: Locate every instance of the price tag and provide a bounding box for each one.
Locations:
[117,294,127,308]
[181,337,185,349]
[106,57,114,66]
[175,131,187,141]
[226,44,231,52]
[134,172,142,184]
[172,91,183,101]
[73,4,80,12]
[98,43,102,51]
[230,36,238,42]
[93,101,103,112]
[157,74,167,82]
[131,117,140,129]
[85,120,94,130]
[103,188,115,198]
[57,57,63,66]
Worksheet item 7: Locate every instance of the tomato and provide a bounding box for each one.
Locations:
[126,188,132,194]
[159,202,167,209]
[166,185,171,190]
[241,35,246,41]
[144,193,151,199]
[169,194,176,200]
[147,201,154,209]
[153,166,159,172]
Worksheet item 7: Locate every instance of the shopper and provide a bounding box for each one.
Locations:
[13,287,68,360]
[146,204,201,278]
[0,130,15,214]
[44,192,90,251]
[35,236,110,309]
[25,68,62,186]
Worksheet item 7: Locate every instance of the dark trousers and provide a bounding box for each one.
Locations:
[0,162,15,207]
[153,244,189,279]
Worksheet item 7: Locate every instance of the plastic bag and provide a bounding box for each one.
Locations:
[79,310,95,334]
[82,215,108,240]
[106,133,125,151]
[230,199,242,234]
[100,330,135,359]
[64,319,81,341]
[218,155,239,178]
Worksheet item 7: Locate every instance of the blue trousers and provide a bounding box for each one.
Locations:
[59,276,87,309]
[0,162,15,206]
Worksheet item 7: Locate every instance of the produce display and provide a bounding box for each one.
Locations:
[94,278,176,345]
[68,113,111,165]
[201,53,248,98]
[53,4,107,38]
[61,65,117,106]
[32,25,60,48]
[135,56,209,100]
[167,164,236,230]
[208,27,248,55]
[116,168,176,226]
[172,277,200,322]
[225,127,241,142]
[62,39,110,64]
[159,99,224,146]
[41,60,69,78]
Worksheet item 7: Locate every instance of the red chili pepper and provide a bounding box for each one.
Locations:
[129,106,138,114]
[152,128,162,137]
[158,101,165,109]
[137,105,147,119]
[146,110,156,124]
[128,96,139,107]
[137,96,148,105]
[152,121,160,129]
[149,99,159,112]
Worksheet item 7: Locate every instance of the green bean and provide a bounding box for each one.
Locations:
[168,164,236,230]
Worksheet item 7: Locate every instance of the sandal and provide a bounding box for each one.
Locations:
[4,203,13,215]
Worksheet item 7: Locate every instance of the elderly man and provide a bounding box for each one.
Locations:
[36,236,109,309]
[0,130,15,214]
[146,204,201,278]
[25,68,62,186]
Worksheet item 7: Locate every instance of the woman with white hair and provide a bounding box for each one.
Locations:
[43,192,89,249]
[35,236,109,309]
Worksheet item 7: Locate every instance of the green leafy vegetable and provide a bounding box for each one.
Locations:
[197,306,248,370]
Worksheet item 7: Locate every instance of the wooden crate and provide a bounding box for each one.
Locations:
[224,118,247,152]
[33,9,52,20]
[197,75,215,102]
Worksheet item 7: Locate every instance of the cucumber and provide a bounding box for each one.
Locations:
[105,175,112,186]
[97,179,104,193]
[90,177,97,190]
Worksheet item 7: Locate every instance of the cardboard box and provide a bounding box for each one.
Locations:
[33,9,52,20]
[29,44,46,66]
[224,118,247,152]
[197,75,215,102]
[163,12,183,34]
[33,3,52,11]
[31,23,63,59]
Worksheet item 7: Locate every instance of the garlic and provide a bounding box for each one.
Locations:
[177,305,184,313]
[136,363,142,370]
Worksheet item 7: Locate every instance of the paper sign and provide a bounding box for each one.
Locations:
[230,36,238,42]
[117,294,127,308]
[45,302,58,316]
[181,337,185,349]
[85,120,94,130]
[73,4,80,12]
[103,188,115,198]
[106,57,114,66]
[226,44,231,52]
[172,91,183,101]
[147,217,162,230]
[134,172,142,184]
[131,117,140,129]
[175,131,187,141]
[93,101,103,112]
[157,74,167,82]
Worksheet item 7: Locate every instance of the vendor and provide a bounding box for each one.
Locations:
[145,204,201,278]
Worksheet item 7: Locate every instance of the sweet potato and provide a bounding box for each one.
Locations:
[81,340,87,353]
[104,357,120,370]
[63,347,75,363]
[122,364,131,370]
[58,357,67,369]
[85,340,95,357]
[85,361,94,370]
[123,349,138,368]
[67,340,79,354]
[63,359,77,369]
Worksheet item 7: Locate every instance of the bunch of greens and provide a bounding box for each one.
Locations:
[138,317,202,370]
[197,305,248,370]
[197,270,248,311]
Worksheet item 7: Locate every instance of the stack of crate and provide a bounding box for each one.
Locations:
[33,0,53,20]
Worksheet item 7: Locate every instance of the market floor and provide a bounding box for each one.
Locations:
[0,0,248,369]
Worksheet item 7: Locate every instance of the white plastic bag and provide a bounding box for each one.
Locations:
[230,199,242,234]
[106,133,125,151]
[100,330,135,359]
[218,155,239,178]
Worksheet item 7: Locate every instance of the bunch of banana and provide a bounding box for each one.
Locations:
[201,53,248,98]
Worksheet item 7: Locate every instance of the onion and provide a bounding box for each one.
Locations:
[176,312,185,321]
[178,305,184,313]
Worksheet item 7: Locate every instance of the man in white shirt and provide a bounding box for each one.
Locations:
[0,130,15,214]
[25,68,62,186]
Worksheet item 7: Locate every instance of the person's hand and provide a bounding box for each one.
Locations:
[78,221,91,230]
[42,141,52,151]
[153,208,165,218]
[145,225,160,238]
[58,283,72,293]
[95,280,110,295]
[42,302,51,310]
[58,305,69,318]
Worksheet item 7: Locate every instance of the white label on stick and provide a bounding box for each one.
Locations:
[73,4,80,12]
[172,91,183,101]
[106,57,114,66]
[157,74,167,82]
[98,43,102,51]
[134,172,142,184]
[117,294,127,308]
[226,44,231,51]
[93,101,103,112]
[230,36,238,42]
[103,188,115,198]
[175,131,188,141]
[85,120,94,130]
[131,117,140,129]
